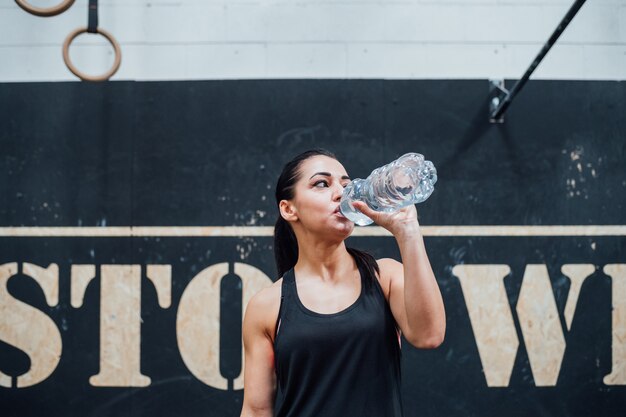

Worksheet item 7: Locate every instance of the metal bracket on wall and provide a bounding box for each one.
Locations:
[488,0,587,123]
[489,79,507,124]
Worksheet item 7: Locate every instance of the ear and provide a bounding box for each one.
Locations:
[279,199,298,223]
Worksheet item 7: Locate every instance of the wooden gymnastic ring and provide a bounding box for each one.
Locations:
[62,27,122,82]
[15,0,75,17]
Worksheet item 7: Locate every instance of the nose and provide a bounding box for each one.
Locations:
[332,182,343,202]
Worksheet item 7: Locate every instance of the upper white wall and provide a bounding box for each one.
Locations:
[1,0,624,82]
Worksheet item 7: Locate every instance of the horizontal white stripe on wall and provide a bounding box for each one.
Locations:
[1,225,625,237]
[0,0,624,81]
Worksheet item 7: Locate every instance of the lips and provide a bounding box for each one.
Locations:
[333,206,347,218]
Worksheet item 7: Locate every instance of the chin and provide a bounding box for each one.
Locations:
[330,221,354,238]
[306,217,354,240]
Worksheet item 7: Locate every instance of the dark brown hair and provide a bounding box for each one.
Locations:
[273,148,379,288]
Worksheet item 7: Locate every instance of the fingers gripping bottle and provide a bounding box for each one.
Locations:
[339,153,437,226]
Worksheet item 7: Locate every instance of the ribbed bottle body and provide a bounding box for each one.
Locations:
[340,153,437,226]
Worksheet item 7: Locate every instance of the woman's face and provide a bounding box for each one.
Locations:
[281,155,355,238]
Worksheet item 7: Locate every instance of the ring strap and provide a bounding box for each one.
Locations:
[87,0,98,34]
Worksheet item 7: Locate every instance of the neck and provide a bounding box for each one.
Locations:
[293,232,355,283]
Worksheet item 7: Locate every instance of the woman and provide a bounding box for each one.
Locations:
[240,149,446,417]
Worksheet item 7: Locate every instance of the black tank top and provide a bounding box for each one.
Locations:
[273,264,403,417]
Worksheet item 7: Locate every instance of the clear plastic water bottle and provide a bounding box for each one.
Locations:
[339,153,437,226]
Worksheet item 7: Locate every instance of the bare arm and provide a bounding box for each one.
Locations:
[381,232,446,348]
[240,290,278,417]
[353,201,446,349]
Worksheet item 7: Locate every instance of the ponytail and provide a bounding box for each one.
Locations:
[274,216,299,278]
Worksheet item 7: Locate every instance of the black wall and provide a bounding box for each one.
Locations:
[1,80,625,417]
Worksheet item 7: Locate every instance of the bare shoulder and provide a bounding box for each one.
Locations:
[244,278,283,341]
[375,258,403,300]
[246,278,282,318]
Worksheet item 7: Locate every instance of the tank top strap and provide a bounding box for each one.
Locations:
[280,268,297,302]
[367,263,386,299]
[274,268,295,340]
[355,259,382,302]
[282,268,295,286]
[363,262,402,334]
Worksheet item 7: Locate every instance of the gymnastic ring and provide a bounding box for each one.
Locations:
[62,27,122,82]
[14,0,75,17]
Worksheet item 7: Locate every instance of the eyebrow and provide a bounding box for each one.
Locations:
[309,172,351,181]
